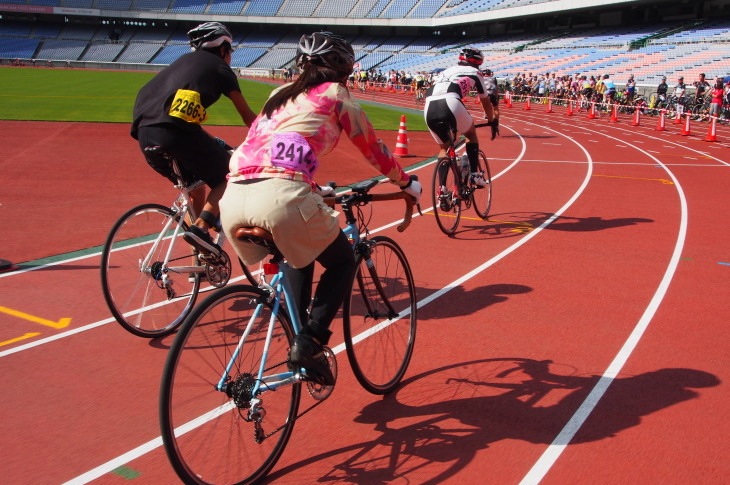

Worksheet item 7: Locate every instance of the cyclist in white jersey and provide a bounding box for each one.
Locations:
[424,47,496,187]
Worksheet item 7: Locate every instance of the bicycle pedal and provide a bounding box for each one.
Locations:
[306,347,337,401]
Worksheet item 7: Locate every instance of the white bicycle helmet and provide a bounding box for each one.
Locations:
[187,22,233,50]
[459,47,484,67]
[296,31,355,76]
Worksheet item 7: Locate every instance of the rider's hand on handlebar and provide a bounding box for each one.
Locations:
[489,118,500,140]
[314,184,336,197]
[401,175,422,204]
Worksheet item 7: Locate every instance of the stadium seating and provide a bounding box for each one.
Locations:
[1,3,728,88]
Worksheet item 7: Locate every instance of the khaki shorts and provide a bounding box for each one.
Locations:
[219,178,340,269]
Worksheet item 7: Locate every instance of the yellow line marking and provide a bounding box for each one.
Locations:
[0,306,71,329]
[489,219,535,233]
[0,332,41,347]
[593,174,674,185]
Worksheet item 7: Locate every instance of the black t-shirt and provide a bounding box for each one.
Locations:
[131,50,240,139]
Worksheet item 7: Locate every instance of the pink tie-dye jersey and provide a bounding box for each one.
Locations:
[228,82,409,187]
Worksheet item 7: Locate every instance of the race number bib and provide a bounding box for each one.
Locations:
[455,77,471,98]
[270,132,318,179]
[168,89,207,124]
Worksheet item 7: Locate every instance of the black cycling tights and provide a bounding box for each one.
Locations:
[283,230,356,345]
[438,141,480,185]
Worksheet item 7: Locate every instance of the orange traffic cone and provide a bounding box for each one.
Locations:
[704,116,718,142]
[394,115,411,157]
[524,97,532,111]
[609,104,618,122]
[545,98,553,113]
[505,91,513,108]
[673,110,682,124]
[565,100,574,116]
[655,109,667,131]
[588,102,597,119]
[630,106,641,126]
[680,113,691,136]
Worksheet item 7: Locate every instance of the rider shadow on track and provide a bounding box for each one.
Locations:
[458,211,654,240]
[420,283,532,321]
[266,358,719,484]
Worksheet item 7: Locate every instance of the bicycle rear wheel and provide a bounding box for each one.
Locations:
[431,157,462,236]
[471,150,493,219]
[160,284,300,485]
[100,203,199,338]
[343,236,417,395]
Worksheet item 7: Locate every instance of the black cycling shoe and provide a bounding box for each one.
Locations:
[289,334,335,386]
[183,225,221,256]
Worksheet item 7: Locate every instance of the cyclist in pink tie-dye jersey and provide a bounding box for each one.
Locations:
[220,32,422,386]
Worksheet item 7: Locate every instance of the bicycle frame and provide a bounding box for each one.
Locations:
[216,263,303,398]
[137,179,214,294]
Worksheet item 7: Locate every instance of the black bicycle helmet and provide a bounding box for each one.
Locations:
[459,47,484,67]
[296,31,355,76]
[187,22,233,50]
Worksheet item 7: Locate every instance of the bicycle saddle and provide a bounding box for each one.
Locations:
[234,226,276,248]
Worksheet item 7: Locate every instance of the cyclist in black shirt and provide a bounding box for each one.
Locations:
[131,22,257,255]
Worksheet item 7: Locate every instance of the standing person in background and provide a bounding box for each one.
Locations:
[131,22,257,255]
[601,74,616,104]
[674,76,687,118]
[219,32,422,385]
[656,76,669,101]
[708,77,724,120]
[625,74,636,103]
[693,72,711,105]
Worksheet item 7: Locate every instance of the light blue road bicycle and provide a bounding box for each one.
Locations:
[159,179,419,484]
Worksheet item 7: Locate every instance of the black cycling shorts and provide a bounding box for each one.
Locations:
[136,124,229,188]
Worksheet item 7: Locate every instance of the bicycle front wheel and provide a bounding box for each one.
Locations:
[431,157,462,236]
[344,236,417,394]
[160,284,300,485]
[471,150,493,219]
[100,203,199,338]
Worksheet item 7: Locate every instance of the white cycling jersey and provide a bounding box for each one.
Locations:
[427,64,489,100]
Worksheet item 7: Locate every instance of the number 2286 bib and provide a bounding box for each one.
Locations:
[270,132,319,180]
[168,89,208,124]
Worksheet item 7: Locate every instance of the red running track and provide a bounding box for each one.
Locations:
[1,92,728,484]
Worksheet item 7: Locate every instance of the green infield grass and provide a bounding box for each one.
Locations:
[0,67,426,131]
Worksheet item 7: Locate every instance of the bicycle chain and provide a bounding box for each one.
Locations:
[256,359,331,441]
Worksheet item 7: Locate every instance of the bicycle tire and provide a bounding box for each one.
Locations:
[160,284,300,485]
[343,235,417,395]
[238,257,258,286]
[431,157,462,236]
[471,150,492,220]
[100,203,199,338]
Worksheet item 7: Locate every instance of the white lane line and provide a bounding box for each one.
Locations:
[519,130,688,485]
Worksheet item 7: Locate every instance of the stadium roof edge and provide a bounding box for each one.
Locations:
[0,0,644,29]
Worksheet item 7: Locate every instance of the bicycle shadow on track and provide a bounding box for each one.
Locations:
[453,211,654,240]
[264,358,719,484]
